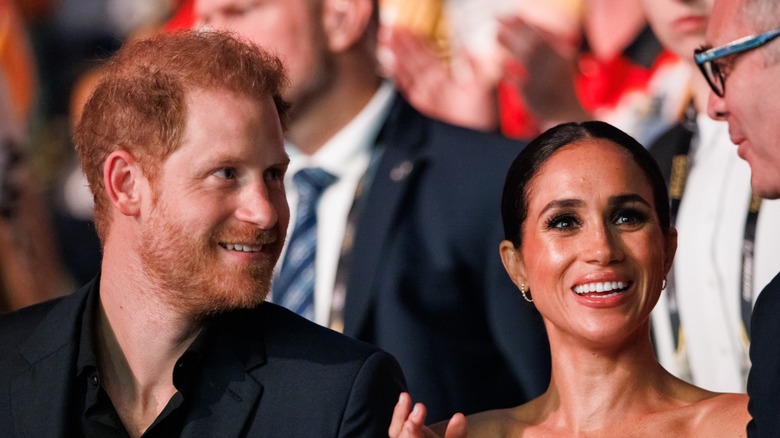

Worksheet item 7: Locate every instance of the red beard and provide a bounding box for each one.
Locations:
[137,202,283,320]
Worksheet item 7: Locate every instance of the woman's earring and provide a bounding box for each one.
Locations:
[662,277,668,290]
[520,283,533,303]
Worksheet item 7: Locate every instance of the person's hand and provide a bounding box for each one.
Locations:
[388,392,468,438]
[378,25,499,132]
[496,15,588,128]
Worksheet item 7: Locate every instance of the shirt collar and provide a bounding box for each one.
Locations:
[286,81,395,176]
[75,281,212,394]
[75,280,100,378]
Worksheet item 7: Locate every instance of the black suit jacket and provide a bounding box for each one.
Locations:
[342,95,551,421]
[747,271,780,437]
[0,280,406,437]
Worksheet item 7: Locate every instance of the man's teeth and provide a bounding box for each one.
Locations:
[573,281,628,295]
[222,243,262,252]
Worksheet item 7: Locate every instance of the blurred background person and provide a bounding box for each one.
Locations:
[378,0,580,136]
[379,0,689,146]
[0,0,66,311]
[195,0,551,422]
[0,0,188,303]
[47,61,105,286]
[642,0,780,394]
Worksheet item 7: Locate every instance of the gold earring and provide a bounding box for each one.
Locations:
[662,277,668,290]
[520,283,533,303]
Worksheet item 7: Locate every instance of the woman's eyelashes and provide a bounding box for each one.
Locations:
[612,207,649,228]
[543,207,649,232]
[545,212,581,231]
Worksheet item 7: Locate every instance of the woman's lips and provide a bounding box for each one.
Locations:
[673,15,708,33]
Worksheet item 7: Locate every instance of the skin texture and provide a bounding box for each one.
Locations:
[136,89,290,319]
[505,140,671,352]
[389,139,749,437]
[705,0,780,199]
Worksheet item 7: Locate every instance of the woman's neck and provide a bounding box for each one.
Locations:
[536,325,675,432]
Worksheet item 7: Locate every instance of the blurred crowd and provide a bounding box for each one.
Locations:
[1,0,777,400]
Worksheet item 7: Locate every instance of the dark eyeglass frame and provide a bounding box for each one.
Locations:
[694,27,780,97]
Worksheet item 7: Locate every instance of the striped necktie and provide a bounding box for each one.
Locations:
[273,167,337,320]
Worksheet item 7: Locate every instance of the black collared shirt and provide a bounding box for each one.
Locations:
[71,290,208,437]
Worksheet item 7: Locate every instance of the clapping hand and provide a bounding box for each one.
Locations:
[378,25,499,132]
[497,14,588,128]
[388,392,468,438]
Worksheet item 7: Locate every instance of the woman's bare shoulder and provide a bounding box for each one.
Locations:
[657,373,748,431]
[453,402,541,437]
[685,392,750,436]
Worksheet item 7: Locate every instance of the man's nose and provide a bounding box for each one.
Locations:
[235,182,278,228]
[707,89,728,121]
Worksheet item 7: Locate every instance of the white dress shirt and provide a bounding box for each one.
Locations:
[275,82,396,326]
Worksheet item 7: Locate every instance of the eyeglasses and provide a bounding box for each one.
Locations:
[694,27,780,97]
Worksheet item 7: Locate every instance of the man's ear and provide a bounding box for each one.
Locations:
[103,150,143,217]
[322,0,374,52]
[499,240,528,289]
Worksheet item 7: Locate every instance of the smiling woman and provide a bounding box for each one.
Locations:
[498,123,673,349]
[389,121,751,438]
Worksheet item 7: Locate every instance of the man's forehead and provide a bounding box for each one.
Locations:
[196,0,249,15]
[706,0,752,45]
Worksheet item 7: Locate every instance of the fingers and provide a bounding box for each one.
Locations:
[408,402,428,429]
[379,25,444,100]
[388,392,433,438]
[388,26,446,82]
[444,413,468,438]
[389,392,413,437]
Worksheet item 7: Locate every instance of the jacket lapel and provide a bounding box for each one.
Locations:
[10,282,269,438]
[343,95,430,337]
[11,285,91,437]
[181,310,267,437]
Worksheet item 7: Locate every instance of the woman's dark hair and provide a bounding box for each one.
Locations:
[501,121,671,248]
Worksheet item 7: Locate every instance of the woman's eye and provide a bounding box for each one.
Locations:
[613,209,647,226]
[546,214,580,230]
[214,168,237,180]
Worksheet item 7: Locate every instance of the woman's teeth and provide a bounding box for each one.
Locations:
[573,281,628,295]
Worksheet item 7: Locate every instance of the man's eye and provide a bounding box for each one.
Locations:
[265,168,283,181]
[229,1,261,17]
[214,168,237,180]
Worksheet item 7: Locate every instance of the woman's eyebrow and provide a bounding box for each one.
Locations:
[609,194,652,208]
[539,199,584,218]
